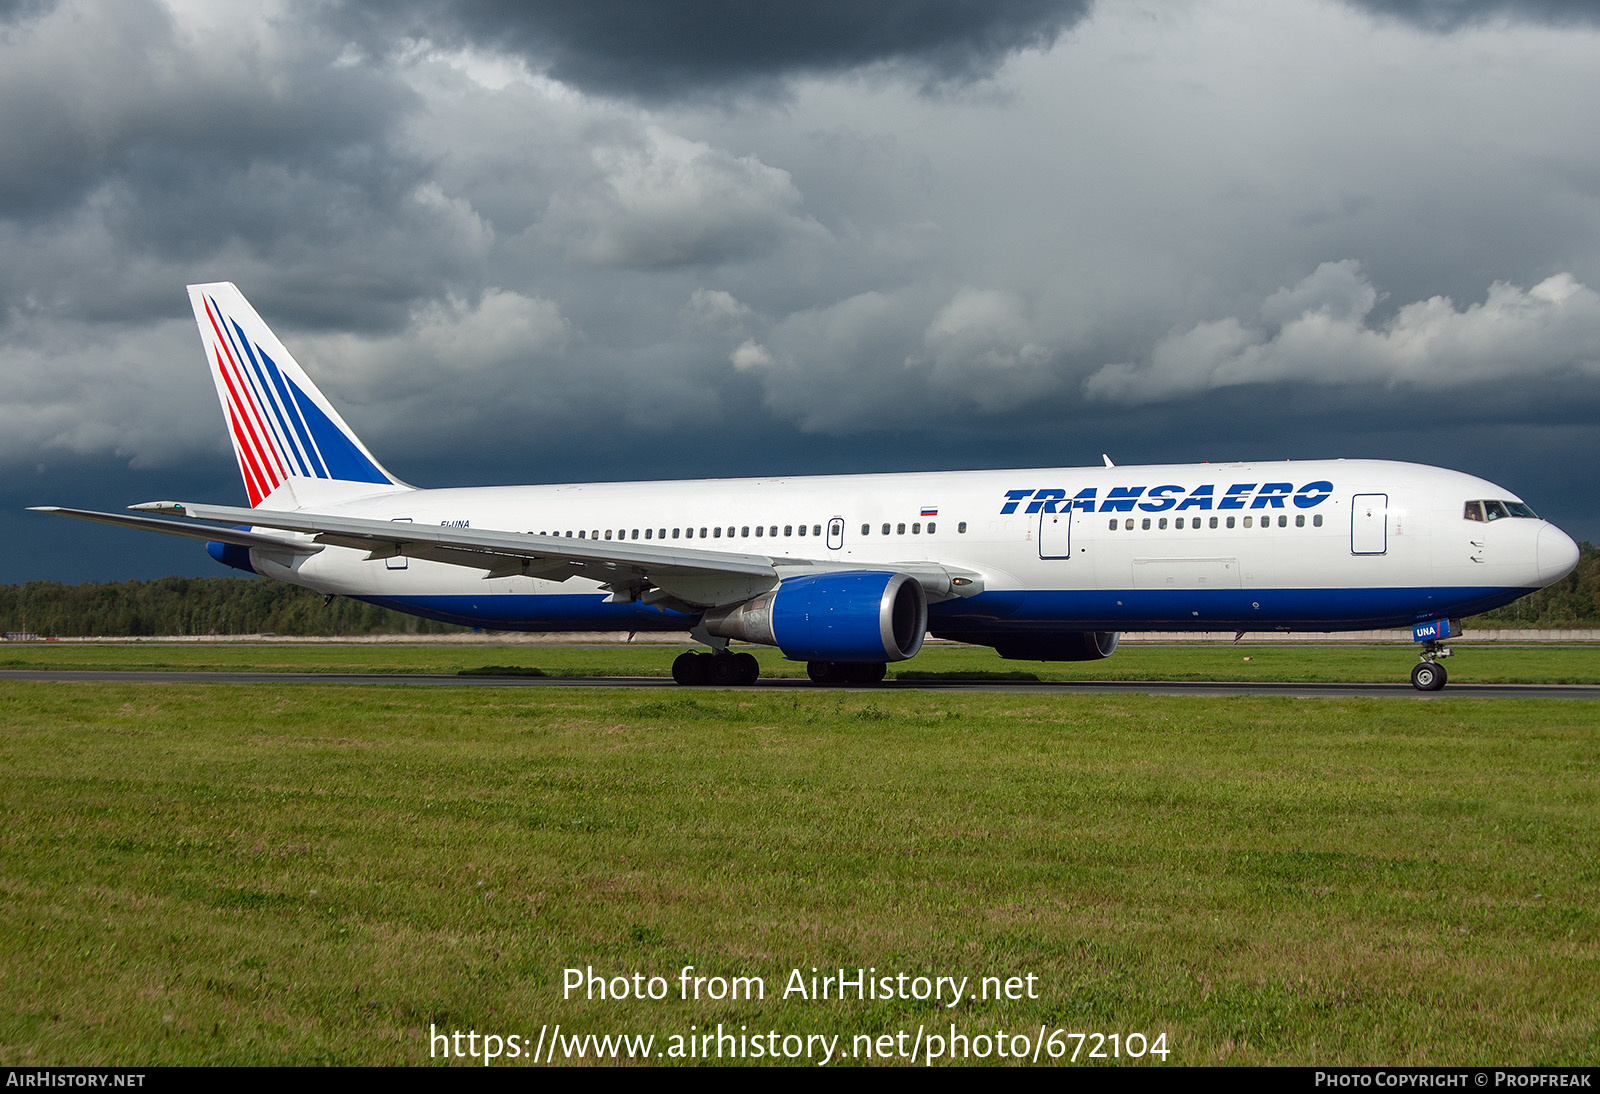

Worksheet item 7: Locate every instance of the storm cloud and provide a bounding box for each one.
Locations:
[324,0,1095,99]
[4,0,1599,581]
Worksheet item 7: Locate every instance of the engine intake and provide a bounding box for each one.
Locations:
[702,571,927,662]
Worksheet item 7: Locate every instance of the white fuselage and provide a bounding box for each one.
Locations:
[241,459,1577,638]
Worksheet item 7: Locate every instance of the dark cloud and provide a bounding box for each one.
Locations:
[0,0,54,26]
[1345,0,1600,30]
[325,0,1094,98]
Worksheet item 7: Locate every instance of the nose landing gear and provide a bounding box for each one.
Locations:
[1410,640,1451,691]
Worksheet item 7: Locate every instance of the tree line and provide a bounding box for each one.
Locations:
[1,542,1595,637]
[0,576,464,637]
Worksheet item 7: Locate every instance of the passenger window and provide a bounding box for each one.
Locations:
[700,528,707,538]
[659,529,666,539]
[755,526,763,537]
[1278,515,1287,528]
[1243,516,1252,528]
[1108,519,1118,531]
[788,525,795,536]
[928,522,936,534]
[1209,517,1219,529]
[672,528,679,539]
[1158,518,1167,530]
[1124,518,1134,530]
[1313,515,1323,527]
[631,529,638,540]
[1295,515,1304,527]
[882,523,891,535]
[742,526,750,537]
[578,531,586,539]
[714,527,721,538]
[813,525,822,536]
[798,524,806,536]
[897,523,906,534]
[728,527,735,537]
[1142,518,1151,530]
[644,529,651,540]
[912,523,921,534]
[1226,516,1236,529]
[1175,517,1184,529]
[958,522,967,534]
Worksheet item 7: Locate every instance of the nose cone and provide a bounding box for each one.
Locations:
[1537,524,1580,586]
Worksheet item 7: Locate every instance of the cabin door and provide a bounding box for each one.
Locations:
[1351,494,1388,555]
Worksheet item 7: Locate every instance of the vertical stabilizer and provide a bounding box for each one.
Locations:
[187,283,406,506]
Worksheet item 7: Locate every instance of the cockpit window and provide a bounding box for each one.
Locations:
[1466,499,1538,521]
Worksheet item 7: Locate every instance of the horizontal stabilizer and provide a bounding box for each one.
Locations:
[28,506,323,554]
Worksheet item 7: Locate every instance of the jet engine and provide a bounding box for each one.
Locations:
[702,571,927,662]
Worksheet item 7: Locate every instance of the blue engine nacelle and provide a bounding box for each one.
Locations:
[701,571,927,662]
[207,539,257,574]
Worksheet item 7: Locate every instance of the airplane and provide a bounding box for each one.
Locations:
[33,282,1581,690]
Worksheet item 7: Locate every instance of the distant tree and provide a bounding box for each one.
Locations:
[0,577,468,637]
[1472,541,1599,627]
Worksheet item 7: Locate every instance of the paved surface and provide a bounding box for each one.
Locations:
[4,669,1597,699]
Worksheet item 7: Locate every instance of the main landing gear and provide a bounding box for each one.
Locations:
[1410,640,1451,691]
[672,650,759,686]
[806,661,887,685]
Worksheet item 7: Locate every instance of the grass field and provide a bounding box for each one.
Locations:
[2,679,1596,1066]
[4,639,1600,684]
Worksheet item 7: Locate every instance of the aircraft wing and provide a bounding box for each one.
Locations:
[35,501,978,608]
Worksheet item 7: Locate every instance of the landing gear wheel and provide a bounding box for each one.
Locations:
[1411,661,1447,691]
[672,651,709,686]
[843,662,887,684]
[707,653,741,686]
[734,652,760,685]
[806,661,838,684]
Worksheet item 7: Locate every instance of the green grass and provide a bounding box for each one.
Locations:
[1,683,1596,1065]
[2,639,1600,683]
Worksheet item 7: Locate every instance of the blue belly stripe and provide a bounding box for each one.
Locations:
[355,584,1534,635]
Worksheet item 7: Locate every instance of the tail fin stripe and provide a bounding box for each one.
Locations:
[222,309,316,478]
[212,337,285,490]
[208,296,304,479]
[248,338,326,479]
[204,303,288,484]
[226,401,269,506]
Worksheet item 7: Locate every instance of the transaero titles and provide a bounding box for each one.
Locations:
[999,480,1335,515]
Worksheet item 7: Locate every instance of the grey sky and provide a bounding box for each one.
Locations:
[4,0,1598,581]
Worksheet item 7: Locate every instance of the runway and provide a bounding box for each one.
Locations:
[4,669,1597,699]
